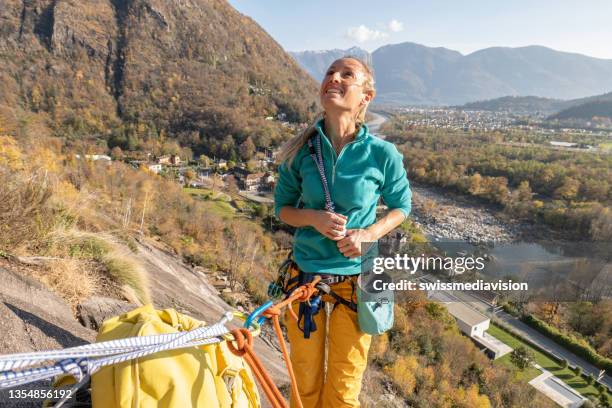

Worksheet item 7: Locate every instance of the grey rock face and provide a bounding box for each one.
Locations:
[76,296,136,331]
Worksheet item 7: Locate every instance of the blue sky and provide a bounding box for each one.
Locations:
[228,0,612,59]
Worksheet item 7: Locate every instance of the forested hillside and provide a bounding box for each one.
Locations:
[0,0,318,159]
[460,96,568,115]
[459,92,612,123]
[553,101,612,121]
[382,117,612,240]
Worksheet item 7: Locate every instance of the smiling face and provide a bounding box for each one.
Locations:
[319,58,374,118]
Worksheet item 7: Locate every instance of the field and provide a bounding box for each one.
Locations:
[487,324,608,400]
[494,352,542,382]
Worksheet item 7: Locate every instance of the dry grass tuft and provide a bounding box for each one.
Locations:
[102,249,150,305]
[47,229,150,304]
[33,258,99,309]
[0,169,53,253]
[120,285,144,306]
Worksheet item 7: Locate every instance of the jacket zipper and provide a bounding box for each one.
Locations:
[331,139,357,187]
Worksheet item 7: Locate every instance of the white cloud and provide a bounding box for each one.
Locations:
[346,25,388,43]
[388,19,404,33]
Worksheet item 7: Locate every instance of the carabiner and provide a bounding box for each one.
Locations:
[244,300,274,329]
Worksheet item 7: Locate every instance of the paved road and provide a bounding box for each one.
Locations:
[495,309,611,388]
[238,190,273,204]
[367,111,388,137]
[430,287,611,388]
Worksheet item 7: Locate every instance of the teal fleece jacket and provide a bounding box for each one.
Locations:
[274,119,412,275]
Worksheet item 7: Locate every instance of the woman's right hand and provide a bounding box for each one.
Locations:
[310,210,347,241]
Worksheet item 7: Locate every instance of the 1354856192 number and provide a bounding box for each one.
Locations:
[7,388,73,400]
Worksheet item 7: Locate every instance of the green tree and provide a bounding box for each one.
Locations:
[582,399,595,408]
[256,204,269,219]
[599,392,611,408]
[586,373,595,386]
[510,346,535,370]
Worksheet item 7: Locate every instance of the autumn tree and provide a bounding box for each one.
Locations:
[468,173,483,195]
[0,136,23,170]
[554,177,580,200]
[181,146,193,162]
[239,137,256,161]
[210,173,223,193]
[517,180,533,201]
[183,169,196,186]
[384,355,417,397]
[137,178,155,234]
[224,221,260,290]
[590,206,612,241]
[453,385,491,408]
[225,175,239,195]
[111,146,124,161]
[198,154,211,168]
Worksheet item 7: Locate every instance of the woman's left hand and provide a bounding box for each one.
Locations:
[337,229,375,258]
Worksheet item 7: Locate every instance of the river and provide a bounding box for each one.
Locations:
[367,111,611,298]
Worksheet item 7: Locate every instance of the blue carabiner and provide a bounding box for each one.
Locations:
[244,300,274,329]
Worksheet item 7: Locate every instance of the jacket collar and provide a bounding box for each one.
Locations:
[314,118,369,144]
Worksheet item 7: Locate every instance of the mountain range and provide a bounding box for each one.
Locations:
[291,43,612,106]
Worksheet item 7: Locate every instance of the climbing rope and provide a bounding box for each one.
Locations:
[236,275,322,408]
[0,279,324,408]
[227,328,286,408]
[0,312,237,389]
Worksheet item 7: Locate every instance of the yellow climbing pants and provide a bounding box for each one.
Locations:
[284,267,372,408]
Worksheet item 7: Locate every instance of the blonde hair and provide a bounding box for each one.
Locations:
[277,56,376,166]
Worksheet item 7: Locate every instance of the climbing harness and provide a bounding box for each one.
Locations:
[315,276,358,313]
[269,248,359,339]
[285,268,359,339]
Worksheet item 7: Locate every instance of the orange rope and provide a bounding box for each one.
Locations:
[227,277,321,408]
[227,328,287,408]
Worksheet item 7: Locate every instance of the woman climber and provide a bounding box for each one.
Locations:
[274,56,412,408]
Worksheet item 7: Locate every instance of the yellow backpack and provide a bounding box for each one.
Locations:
[88,304,260,408]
